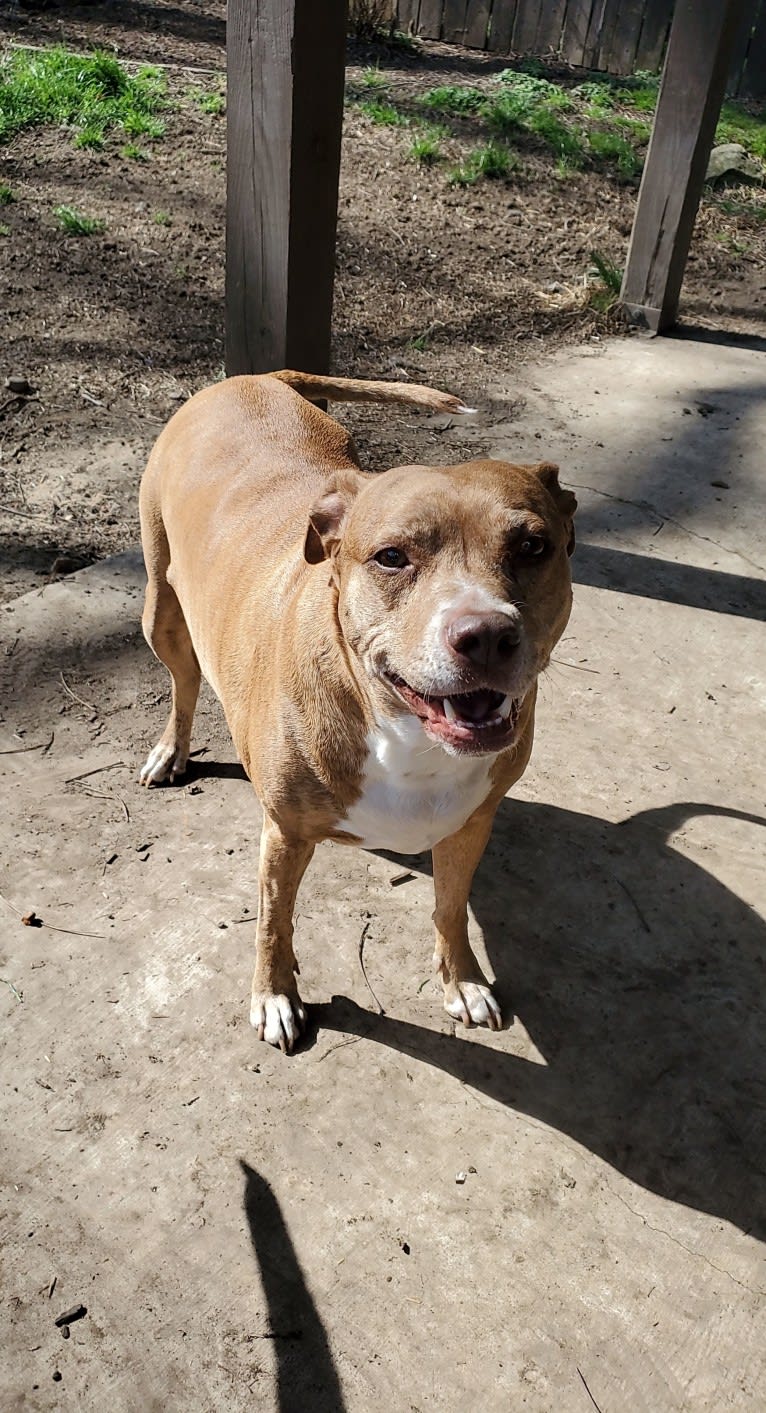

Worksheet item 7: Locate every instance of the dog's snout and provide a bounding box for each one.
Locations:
[445,611,521,671]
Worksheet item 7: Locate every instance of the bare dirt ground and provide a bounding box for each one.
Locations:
[1,0,765,603]
[1,6,765,1411]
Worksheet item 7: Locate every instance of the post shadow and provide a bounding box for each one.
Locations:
[312,797,766,1240]
[240,1162,347,1413]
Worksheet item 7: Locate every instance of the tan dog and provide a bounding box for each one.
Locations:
[139,372,575,1051]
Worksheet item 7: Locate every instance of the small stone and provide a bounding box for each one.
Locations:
[455,1171,467,1184]
[5,376,32,396]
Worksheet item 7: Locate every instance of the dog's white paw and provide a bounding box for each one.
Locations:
[139,742,188,786]
[250,992,306,1053]
[444,981,502,1031]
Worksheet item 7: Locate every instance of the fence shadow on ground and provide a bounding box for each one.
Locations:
[312,795,766,1242]
[240,1162,348,1413]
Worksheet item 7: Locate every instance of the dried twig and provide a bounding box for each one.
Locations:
[59,672,96,712]
[358,918,385,1015]
[78,786,130,823]
[64,761,128,784]
[577,1368,605,1413]
[0,887,106,939]
[1,977,23,1004]
[0,731,54,755]
[615,877,651,934]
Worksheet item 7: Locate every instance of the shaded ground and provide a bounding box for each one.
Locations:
[1,0,765,600]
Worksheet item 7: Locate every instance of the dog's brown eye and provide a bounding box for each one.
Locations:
[374,547,409,570]
[518,535,547,559]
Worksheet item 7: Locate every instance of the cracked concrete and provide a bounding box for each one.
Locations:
[1,335,765,1411]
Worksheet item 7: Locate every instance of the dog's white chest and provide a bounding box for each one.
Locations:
[339,716,493,854]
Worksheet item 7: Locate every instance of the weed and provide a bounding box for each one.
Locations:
[0,222,9,236]
[348,0,393,40]
[450,141,514,185]
[53,204,104,236]
[358,66,387,89]
[588,249,623,310]
[409,132,442,165]
[0,183,16,205]
[189,87,226,116]
[74,127,105,150]
[529,109,584,164]
[121,142,150,161]
[357,99,406,127]
[121,111,165,139]
[587,128,640,178]
[153,210,172,226]
[0,46,165,148]
[420,86,484,117]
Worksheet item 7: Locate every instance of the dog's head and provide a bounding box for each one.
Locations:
[304,459,576,756]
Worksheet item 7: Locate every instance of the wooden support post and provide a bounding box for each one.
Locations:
[620,0,749,333]
[226,0,348,376]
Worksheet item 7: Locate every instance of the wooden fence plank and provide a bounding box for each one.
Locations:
[488,0,520,52]
[536,0,571,55]
[610,0,652,74]
[442,0,470,43]
[601,0,646,73]
[465,0,495,49]
[727,0,764,97]
[583,0,609,68]
[738,1,766,97]
[512,0,542,55]
[633,0,672,71]
[226,0,346,375]
[417,0,445,38]
[560,0,599,66]
[396,0,421,34]
[621,0,749,332]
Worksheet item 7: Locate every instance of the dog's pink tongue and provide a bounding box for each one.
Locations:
[452,690,498,722]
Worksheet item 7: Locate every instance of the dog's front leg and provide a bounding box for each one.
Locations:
[432,804,502,1031]
[251,815,314,1053]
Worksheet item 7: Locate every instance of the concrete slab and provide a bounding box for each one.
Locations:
[1,336,764,1412]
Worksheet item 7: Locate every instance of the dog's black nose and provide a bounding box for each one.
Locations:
[446,612,521,671]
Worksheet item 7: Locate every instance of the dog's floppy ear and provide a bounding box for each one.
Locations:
[304,472,362,564]
[531,462,577,556]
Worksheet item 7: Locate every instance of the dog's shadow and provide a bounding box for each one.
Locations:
[314,797,766,1240]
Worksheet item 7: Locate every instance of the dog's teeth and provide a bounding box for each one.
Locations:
[443,697,458,723]
[497,695,513,719]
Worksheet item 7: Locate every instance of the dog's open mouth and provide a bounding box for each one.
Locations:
[386,675,521,753]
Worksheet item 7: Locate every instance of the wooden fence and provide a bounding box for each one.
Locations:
[393,1,766,98]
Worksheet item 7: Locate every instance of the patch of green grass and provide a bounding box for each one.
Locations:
[188,86,225,116]
[0,45,165,148]
[528,109,585,164]
[0,183,16,205]
[358,65,387,89]
[357,99,407,127]
[0,222,10,236]
[588,249,623,311]
[74,126,105,150]
[716,103,766,162]
[420,85,484,117]
[53,204,104,236]
[153,210,172,226]
[409,131,442,165]
[121,142,150,161]
[121,111,165,139]
[587,127,640,178]
[449,141,514,186]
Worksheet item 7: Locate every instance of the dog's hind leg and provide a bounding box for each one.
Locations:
[139,496,201,786]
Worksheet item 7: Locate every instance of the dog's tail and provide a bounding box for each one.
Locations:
[270,369,476,416]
